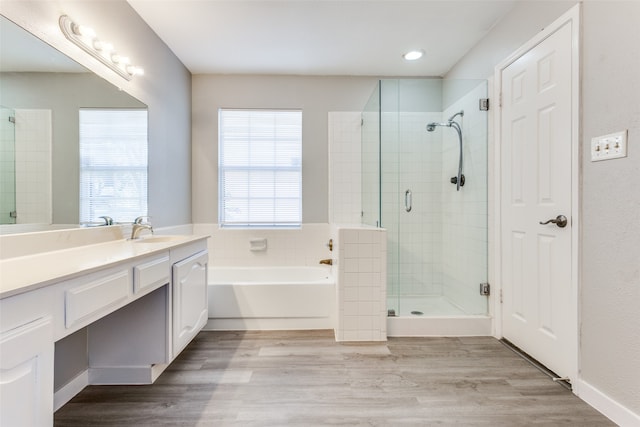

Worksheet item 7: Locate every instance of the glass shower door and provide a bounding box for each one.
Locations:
[379,79,443,316]
[392,80,445,317]
[0,106,16,224]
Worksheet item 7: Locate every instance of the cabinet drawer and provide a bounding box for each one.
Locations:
[65,270,130,329]
[133,255,170,294]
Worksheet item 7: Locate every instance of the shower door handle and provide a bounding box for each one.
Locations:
[405,189,412,212]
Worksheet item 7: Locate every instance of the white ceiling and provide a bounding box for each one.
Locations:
[127,0,518,77]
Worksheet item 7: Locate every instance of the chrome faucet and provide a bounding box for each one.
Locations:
[134,215,151,225]
[319,258,333,266]
[99,216,113,226]
[131,222,153,239]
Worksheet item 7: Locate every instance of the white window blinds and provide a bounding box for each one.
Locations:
[79,109,148,224]
[218,109,302,228]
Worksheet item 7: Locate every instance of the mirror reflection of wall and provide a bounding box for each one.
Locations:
[0,15,148,232]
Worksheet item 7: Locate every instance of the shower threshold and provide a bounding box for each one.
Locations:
[386,295,492,337]
[387,295,466,317]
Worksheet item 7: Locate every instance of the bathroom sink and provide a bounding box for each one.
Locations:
[131,235,186,244]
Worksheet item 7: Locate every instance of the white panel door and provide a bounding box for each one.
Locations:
[500,22,574,379]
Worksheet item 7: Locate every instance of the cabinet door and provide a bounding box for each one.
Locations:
[0,317,54,427]
[172,251,208,356]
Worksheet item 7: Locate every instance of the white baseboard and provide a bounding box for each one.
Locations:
[88,366,156,385]
[151,363,169,382]
[54,370,88,411]
[204,317,334,331]
[577,379,640,427]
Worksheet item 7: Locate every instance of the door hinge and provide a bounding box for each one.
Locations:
[479,98,490,111]
[8,116,15,123]
[500,289,503,304]
[480,282,490,296]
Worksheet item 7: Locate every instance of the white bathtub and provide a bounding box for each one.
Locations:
[205,266,336,331]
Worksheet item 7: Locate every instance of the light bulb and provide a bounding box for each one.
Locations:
[126,65,145,76]
[93,40,113,52]
[72,23,96,38]
[403,50,424,61]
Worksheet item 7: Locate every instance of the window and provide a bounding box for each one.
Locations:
[79,109,148,224]
[218,109,302,228]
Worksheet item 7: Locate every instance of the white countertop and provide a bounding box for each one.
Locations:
[0,235,208,299]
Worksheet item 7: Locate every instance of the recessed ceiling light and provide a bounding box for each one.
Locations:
[403,50,424,61]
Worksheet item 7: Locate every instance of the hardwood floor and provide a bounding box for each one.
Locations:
[55,330,614,426]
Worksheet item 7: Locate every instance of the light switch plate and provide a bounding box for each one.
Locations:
[591,130,628,162]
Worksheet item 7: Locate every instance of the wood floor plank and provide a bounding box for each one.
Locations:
[54,330,614,426]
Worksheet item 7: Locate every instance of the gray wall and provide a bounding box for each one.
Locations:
[447,0,640,416]
[580,1,640,414]
[192,74,378,224]
[0,0,192,228]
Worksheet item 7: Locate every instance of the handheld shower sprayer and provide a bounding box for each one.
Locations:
[426,110,465,191]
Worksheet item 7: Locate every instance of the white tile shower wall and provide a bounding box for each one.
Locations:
[333,225,387,342]
[441,83,488,315]
[193,223,331,267]
[328,112,362,224]
[14,109,52,224]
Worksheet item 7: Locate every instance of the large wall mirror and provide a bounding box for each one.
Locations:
[0,15,148,233]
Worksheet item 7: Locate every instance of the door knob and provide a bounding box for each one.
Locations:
[539,215,568,228]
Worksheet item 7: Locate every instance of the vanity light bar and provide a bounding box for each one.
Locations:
[59,15,144,81]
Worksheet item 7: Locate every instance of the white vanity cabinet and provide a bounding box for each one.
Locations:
[0,317,54,427]
[0,233,209,427]
[171,246,208,357]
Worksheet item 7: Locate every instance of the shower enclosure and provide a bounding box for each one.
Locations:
[362,79,489,322]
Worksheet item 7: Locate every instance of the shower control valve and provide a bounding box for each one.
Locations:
[450,174,465,187]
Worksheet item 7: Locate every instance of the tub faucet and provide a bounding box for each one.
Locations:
[319,258,333,266]
[131,223,153,239]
